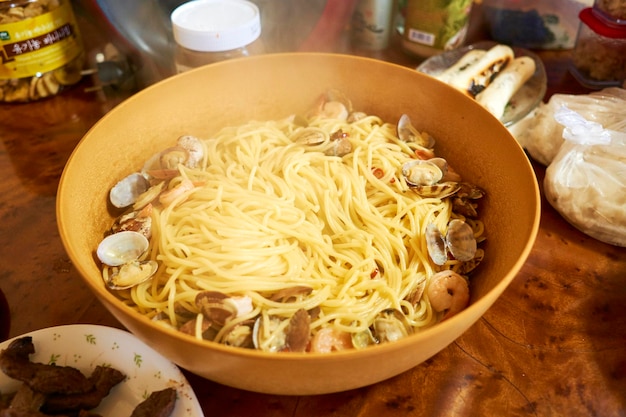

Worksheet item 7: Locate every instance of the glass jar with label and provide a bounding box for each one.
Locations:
[351,0,395,51]
[594,0,626,22]
[171,0,263,73]
[0,0,84,103]
[402,0,473,58]
[571,7,626,88]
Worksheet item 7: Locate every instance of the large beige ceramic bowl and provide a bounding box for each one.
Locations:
[57,53,540,395]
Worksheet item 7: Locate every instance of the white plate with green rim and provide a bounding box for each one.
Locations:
[0,324,204,416]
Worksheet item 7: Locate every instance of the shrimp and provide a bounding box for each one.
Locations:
[427,270,469,320]
[158,178,195,207]
[310,327,353,353]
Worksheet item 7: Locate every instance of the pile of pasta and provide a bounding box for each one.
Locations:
[106,101,485,353]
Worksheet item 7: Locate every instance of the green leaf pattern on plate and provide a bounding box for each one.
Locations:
[49,353,60,365]
[0,325,204,416]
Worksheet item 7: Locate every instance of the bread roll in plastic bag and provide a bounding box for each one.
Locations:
[544,105,626,247]
[511,87,626,166]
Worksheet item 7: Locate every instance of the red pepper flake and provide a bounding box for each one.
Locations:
[372,167,384,179]
[331,129,348,140]
[415,148,435,160]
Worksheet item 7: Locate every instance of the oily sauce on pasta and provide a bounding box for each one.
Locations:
[98,92,486,353]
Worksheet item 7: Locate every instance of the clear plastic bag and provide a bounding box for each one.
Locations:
[511,87,626,166]
[544,105,626,246]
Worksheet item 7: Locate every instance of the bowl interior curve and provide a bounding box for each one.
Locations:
[57,53,540,395]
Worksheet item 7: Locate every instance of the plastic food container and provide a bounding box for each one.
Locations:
[0,0,84,103]
[570,7,626,88]
[593,0,626,22]
[482,0,594,49]
[401,0,473,58]
[171,0,263,73]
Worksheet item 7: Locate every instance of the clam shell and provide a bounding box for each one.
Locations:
[446,219,477,262]
[372,309,413,343]
[402,159,444,187]
[97,230,149,267]
[397,114,435,148]
[414,182,461,198]
[291,127,329,145]
[109,173,150,208]
[106,260,158,290]
[159,146,189,170]
[325,137,352,157]
[176,135,204,168]
[252,315,287,352]
[351,328,377,349]
[425,223,448,266]
[195,291,237,327]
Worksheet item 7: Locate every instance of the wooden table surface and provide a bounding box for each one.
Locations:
[1,4,626,417]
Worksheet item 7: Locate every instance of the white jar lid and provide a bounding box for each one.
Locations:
[171,0,261,52]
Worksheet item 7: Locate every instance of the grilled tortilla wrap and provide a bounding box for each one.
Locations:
[448,44,515,97]
[476,56,536,119]
[435,49,486,84]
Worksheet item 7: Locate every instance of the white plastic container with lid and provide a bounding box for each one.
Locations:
[171,0,262,72]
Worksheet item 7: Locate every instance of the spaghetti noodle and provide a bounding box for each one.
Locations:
[100,96,485,353]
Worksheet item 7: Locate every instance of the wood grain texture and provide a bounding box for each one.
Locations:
[1,5,625,416]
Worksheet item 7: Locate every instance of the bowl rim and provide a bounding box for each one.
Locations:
[56,51,542,362]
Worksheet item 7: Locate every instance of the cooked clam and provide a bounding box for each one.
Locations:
[132,182,165,211]
[401,159,444,186]
[113,204,152,239]
[269,286,313,303]
[427,157,449,175]
[414,182,461,198]
[425,223,448,266]
[291,127,329,145]
[178,314,216,340]
[285,308,311,352]
[452,182,485,218]
[372,309,413,343]
[347,111,368,123]
[456,248,485,275]
[141,145,193,179]
[195,291,254,327]
[109,172,150,208]
[96,230,149,267]
[252,315,288,352]
[252,310,312,352]
[325,130,352,157]
[325,89,353,112]
[159,146,189,170]
[425,219,477,265]
[311,89,352,120]
[351,328,377,349]
[195,291,236,326]
[222,323,254,348]
[106,259,158,290]
[445,219,477,262]
[176,135,204,168]
[397,114,435,148]
[321,101,349,120]
[325,137,352,157]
